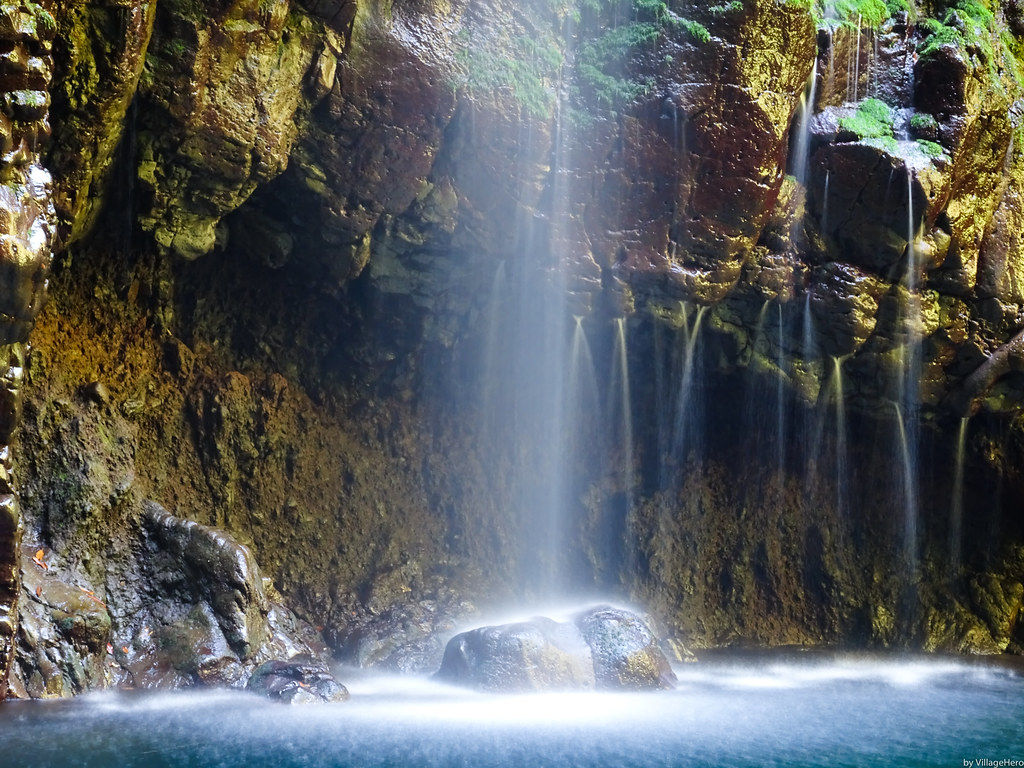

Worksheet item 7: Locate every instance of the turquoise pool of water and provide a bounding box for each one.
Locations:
[0,656,1021,767]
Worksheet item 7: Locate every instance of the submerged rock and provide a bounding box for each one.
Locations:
[246,657,348,704]
[435,607,676,692]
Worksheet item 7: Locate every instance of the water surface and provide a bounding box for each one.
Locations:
[1,656,1022,768]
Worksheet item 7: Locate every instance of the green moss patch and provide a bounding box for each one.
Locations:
[787,0,906,27]
[916,139,947,158]
[576,0,708,110]
[839,98,894,139]
[909,112,939,135]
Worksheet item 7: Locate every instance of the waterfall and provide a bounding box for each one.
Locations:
[832,356,848,519]
[949,416,969,579]
[801,292,816,363]
[569,316,600,436]
[776,301,788,485]
[895,404,918,574]
[480,261,508,441]
[474,22,584,595]
[670,305,708,482]
[846,25,855,103]
[801,293,824,489]
[792,58,819,190]
[654,320,670,490]
[871,30,879,98]
[611,317,635,517]
[826,28,835,101]
[821,170,831,234]
[852,16,862,103]
[898,170,922,579]
[568,314,600,475]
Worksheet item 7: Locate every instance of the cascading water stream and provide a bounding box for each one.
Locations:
[611,317,635,520]
[821,170,831,233]
[899,169,922,579]
[949,416,970,579]
[826,27,835,98]
[480,261,508,442]
[852,16,862,103]
[569,316,600,438]
[895,404,918,576]
[801,293,821,487]
[671,304,708,480]
[831,356,849,519]
[476,21,586,595]
[792,59,819,190]
[846,24,854,103]
[871,29,879,97]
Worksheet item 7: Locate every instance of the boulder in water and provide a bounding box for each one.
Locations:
[435,616,595,692]
[435,606,676,692]
[573,606,678,690]
[246,657,349,704]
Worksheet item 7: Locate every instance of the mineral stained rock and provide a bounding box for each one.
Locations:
[0,0,56,698]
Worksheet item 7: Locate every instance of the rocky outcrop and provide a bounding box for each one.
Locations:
[436,607,677,692]
[10,501,337,697]
[327,588,476,674]
[140,502,270,664]
[47,0,155,244]
[0,0,57,698]
[134,0,322,259]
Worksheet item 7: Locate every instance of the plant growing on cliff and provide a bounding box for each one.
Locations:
[451,0,708,118]
[916,138,947,158]
[453,30,563,118]
[575,0,708,110]
[710,1,743,14]
[916,0,1022,88]
[909,112,939,135]
[827,0,890,26]
[839,98,895,139]
[790,0,905,27]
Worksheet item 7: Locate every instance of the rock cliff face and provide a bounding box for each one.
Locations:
[0,0,58,697]
[2,0,1024,697]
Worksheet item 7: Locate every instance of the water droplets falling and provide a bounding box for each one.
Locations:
[898,169,922,580]
[480,261,508,441]
[821,170,831,234]
[949,416,970,580]
[831,356,849,520]
[852,16,862,103]
[776,301,788,485]
[895,403,918,574]
[671,305,708,481]
[792,58,819,190]
[610,317,635,520]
